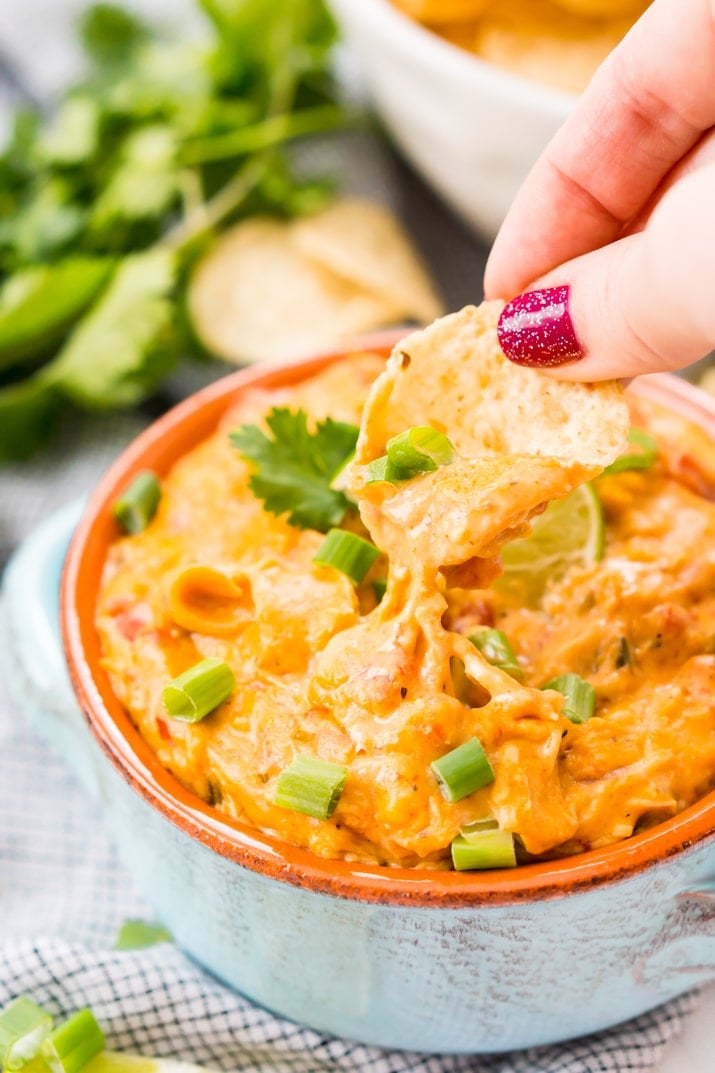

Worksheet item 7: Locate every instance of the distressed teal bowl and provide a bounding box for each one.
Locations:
[4,344,715,1053]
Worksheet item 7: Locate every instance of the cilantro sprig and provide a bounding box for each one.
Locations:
[231,408,359,532]
[0,0,343,461]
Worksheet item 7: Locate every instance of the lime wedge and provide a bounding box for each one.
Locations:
[495,483,604,607]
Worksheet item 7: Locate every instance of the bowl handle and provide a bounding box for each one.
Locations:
[1,499,101,796]
[636,882,715,985]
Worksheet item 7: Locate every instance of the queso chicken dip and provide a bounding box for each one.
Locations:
[97,303,715,870]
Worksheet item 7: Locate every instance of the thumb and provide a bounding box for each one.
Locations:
[495,162,715,382]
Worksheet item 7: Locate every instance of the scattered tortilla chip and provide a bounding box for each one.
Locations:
[551,0,645,15]
[189,201,444,365]
[188,218,403,365]
[472,3,632,93]
[350,302,629,572]
[391,0,490,23]
[292,198,444,326]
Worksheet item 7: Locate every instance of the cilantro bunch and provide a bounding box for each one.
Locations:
[0,0,343,462]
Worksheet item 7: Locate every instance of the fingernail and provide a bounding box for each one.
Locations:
[497,285,584,367]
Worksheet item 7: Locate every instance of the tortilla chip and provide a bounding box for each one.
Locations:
[292,198,445,326]
[350,302,629,571]
[551,0,645,14]
[472,2,632,92]
[188,218,403,365]
[355,302,628,468]
[391,0,491,23]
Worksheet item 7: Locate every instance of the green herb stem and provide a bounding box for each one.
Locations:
[367,427,454,485]
[386,426,454,473]
[431,738,495,803]
[460,817,499,834]
[112,471,162,534]
[451,829,517,871]
[469,628,523,680]
[163,658,235,723]
[365,455,406,484]
[313,529,379,584]
[181,105,347,165]
[542,673,595,725]
[164,153,269,250]
[274,753,348,820]
[0,997,53,1071]
[42,1010,104,1073]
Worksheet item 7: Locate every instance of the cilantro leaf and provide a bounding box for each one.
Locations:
[46,248,179,409]
[0,374,61,463]
[200,0,337,106]
[0,180,85,266]
[0,0,341,465]
[38,96,101,168]
[80,3,149,73]
[90,125,179,237]
[231,408,359,531]
[104,43,214,126]
[0,257,113,373]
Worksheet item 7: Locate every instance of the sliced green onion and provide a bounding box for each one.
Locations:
[372,577,388,603]
[0,997,53,1071]
[163,657,235,723]
[367,427,454,485]
[42,1010,104,1073]
[469,628,523,680]
[114,919,173,950]
[451,829,517,871]
[431,737,495,802]
[386,426,454,473]
[542,673,595,725]
[313,528,379,584]
[112,471,161,535]
[603,428,658,475]
[460,816,499,835]
[365,455,406,484]
[274,753,348,819]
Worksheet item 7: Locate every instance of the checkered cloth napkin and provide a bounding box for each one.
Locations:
[0,673,699,1073]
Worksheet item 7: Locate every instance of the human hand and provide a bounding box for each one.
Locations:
[484,0,715,381]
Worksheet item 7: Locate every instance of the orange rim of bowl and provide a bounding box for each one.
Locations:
[61,338,715,908]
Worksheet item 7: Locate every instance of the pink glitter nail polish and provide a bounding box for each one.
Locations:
[497,285,584,367]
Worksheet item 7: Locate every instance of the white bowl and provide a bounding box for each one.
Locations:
[330,0,576,240]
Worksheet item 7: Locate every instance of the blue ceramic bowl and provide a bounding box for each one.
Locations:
[3,349,715,1054]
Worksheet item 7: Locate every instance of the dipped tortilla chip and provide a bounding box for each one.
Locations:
[350,301,629,572]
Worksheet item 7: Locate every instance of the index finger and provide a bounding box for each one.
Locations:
[485,0,715,299]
